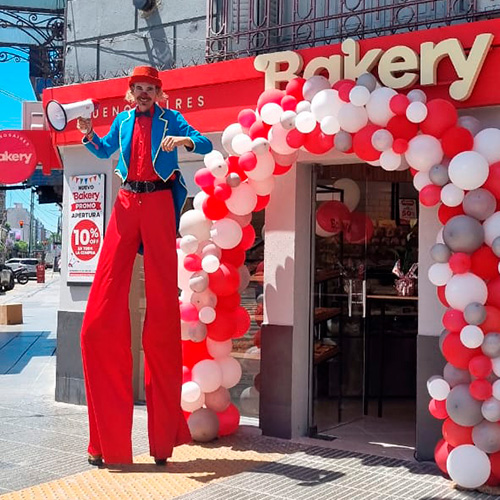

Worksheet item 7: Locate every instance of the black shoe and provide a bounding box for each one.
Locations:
[154,458,167,466]
[88,454,103,466]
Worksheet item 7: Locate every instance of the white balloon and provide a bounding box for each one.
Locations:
[182,381,202,403]
[216,356,243,389]
[428,263,453,286]
[189,271,209,293]
[311,89,343,121]
[459,115,481,137]
[426,375,450,401]
[231,133,253,156]
[371,129,394,152]
[406,101,428,123]
[201,254,220,273]
[180,235,199,255]
[482,397,500,422]
[260,102,283,125]
[200,242,222,259]
[365,87,397,126]
[225,183,257,215]
[349,85,371,106]
[320,115,340,135]
[279,110,297,130]
[337,103,368,133]
[179,210,212,241]
[407,89,427,103]
[295,100,311,113]
[251,137,270,155]
[191,359,223,393]
[446,445,491,489]
[268,123,296,155]
[436,228,445,245]
[380,150,401,171]
[249,176,275,196]
[221,123,243,156]
[246,151,275,181]
[333,178,360,211]
[295,111,317,134]
[191,289,217,309]
[207,338,233,359]
[181,391,205,413]
[303,75,331,101]
[413,171,432,191]
[204,150,224,168]
[445,273,488,311]
[441,183,465,207]
[448,151,489,191]
[460,325,484,349]
[193,191,208,211]
[199,306,216,324]
[493,357,500,377]
[210,218,243,249]
[474,128,500,164]
[482,212,500,247]
[238,265,251,293]
[493,378,500,399]
[405,135,443,172]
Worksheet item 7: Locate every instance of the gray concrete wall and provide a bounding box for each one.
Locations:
[65,0,207,82]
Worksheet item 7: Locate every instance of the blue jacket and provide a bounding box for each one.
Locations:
[83,104,213,229]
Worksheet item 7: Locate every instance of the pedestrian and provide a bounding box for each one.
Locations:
[76,65,213,466]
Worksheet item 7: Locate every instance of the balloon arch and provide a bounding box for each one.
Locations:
[178,72,500,489]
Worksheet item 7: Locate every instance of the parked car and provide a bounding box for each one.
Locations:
[5,258,39,278]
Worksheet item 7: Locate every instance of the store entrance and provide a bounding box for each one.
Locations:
[310,163,418,453]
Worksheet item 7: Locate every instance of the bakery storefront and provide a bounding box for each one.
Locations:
[45,18,500,461]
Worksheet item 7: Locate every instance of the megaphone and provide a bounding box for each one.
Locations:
[45,98,99,132]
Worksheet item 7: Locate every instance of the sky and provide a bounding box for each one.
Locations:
[0,52,60,233]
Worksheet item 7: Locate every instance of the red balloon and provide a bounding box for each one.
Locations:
[183,254,202,272]
[182,366,192,383]
[442,418,473,447]
[285,77,306,101]
[233,306,251,338]
[448,253,471,274]
[352,124,382,161]
[221,246,246,268]
[286,128,306,149]
[202,196,228,220]
[480,306,500,333]
[429,398,448,420]
[226,156,248,182]
[442,309,467,333]
[437,286,450,307]
[207,308,237,341]
[281,94,297,111]
[420,99,458,138]
[470,379,492,401]
[389,94,409,115]
[441,126,474,158]
[419,184,441,207]
[490,451,500,479]
[332,78,355,91]
[214,184,232,201]
[254,194,270,212]
[217,403,240,436]
[209,263,240,297]
[486,473,500,487]
[217,292,241,311]
[386,115,419,141]
[257,89,285,113]
[316,201,351,234]
[471,245,499,281]
[303,125,334,155]
[254,328,261,348]
[238,151,257,171]
[442,332,481,369]
[392,138,408,154]
[469,355,492,379]
[273,162,293,176]
[180,302,199,322]
[338,81,356,102]
[182,339,212,369]
[248,119,271,140]
[194,168,215,195]
[487,276,500,309]
[438,204,464,224]
[240,224,256,250]
[483,162,500,200]
[238,109,257,129]
[255,302,263,327]
[434,438,453,475]
[345,212,374,244]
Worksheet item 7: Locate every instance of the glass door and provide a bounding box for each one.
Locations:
[310,165,370,435]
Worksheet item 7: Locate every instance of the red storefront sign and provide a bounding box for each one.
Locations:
[0,131,37,183]
[43,18,500,147]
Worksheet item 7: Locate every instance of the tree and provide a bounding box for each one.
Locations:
[14,241,28,255]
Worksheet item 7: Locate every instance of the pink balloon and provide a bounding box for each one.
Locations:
[180,303,199,322]
[238,109,257,129]
[238,152,257,171]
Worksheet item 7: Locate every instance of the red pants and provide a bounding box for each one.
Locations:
[81,188,191,464]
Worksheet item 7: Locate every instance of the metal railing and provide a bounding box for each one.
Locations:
[206,0,500,62]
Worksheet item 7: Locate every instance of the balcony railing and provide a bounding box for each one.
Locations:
[206,0,500,62]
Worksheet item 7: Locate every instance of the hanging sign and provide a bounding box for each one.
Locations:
[0,131,37,183]
[67,174,105,283]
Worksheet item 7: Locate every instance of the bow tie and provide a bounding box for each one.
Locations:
[136,109,152,117]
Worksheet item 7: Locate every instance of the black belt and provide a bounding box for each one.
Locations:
[121,179,173,194]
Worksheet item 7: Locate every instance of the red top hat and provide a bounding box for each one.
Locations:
[129,66,162,88]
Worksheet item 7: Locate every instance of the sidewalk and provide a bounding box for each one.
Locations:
[0,277,497,499]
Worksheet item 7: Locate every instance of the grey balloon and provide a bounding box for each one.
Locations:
[356,73,377,92]
[429,164,449,187]
[443,215,485,254]
[439,329,450,355]
[446,384,483,426]
[334,131,352,152]
[482,397,500,423]
[188,408,219,443]
[227,173,241,187]
[482,333,500,358]
[472,420,500,453]
[463,189,497,221]
[430,243,451,263]
[464,303,487,326]
[492,237,500,258]
[443,363,471,388]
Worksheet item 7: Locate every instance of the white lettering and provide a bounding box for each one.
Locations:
[0,152,33,164]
